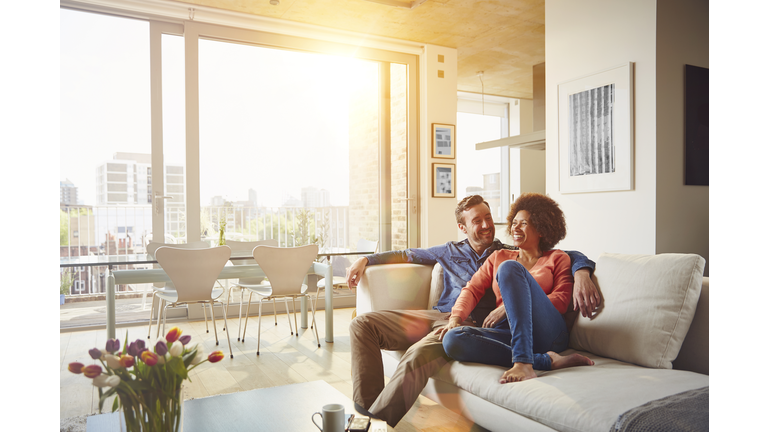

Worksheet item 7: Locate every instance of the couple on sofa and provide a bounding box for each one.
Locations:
[347,193,597,427]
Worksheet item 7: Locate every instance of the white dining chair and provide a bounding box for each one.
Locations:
[146,240,210,339]
[154,245,234,358]
[224,239,279,341]
[241,244,321,355]
[312,239,378,318]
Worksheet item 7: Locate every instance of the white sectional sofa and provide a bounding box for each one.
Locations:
[356,253,709,432]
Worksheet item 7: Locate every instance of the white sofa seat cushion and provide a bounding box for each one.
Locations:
[569,253,706,369]
[432,350,708,432]
[381,348,708,432]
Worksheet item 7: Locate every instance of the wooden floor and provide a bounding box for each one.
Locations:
[60,307,488,432]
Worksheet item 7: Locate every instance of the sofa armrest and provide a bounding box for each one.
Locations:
[356,263,435,315]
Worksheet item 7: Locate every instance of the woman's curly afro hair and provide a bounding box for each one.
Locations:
[506,193,567,251]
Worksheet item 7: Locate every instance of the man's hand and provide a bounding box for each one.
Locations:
[572,268,600,317]
[435,315,463,341]
[482,305,506,328]
[346,257,369,288]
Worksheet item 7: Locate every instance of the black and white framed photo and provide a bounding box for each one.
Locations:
[432,163,455,198]
[558,62,634,193]
[432,123,455,159]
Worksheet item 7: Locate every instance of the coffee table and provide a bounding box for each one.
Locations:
[85,380,391,431]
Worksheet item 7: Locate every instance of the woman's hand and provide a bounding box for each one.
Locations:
[482,305,506,328]
[435,315,463,341]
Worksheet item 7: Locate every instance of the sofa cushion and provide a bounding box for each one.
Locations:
[568,253,705,369]
[431,349,709,432]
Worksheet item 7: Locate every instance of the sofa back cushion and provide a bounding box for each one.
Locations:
[569,253,705,369]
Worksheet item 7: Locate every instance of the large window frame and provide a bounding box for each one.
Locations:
[62,1,421,251]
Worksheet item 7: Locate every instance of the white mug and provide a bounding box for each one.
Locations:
[312,403,345,432]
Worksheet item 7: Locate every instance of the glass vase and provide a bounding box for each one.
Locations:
[120,387,184,432]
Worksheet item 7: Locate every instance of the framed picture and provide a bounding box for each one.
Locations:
[432,123,455,159]
[557,62,634,193]
[432,163,455,198]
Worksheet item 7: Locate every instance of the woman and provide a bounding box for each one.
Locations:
[438,193,593,383]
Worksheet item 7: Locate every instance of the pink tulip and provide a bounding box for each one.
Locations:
[141,350,158,366]
[82,364,102,378]
[165,327,182,344]
[119,355,135,368]
[68,362,84,374]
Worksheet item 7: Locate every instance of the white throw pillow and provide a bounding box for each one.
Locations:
[569,253,705,369]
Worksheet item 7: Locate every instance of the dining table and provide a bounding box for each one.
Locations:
[59,247,373,343]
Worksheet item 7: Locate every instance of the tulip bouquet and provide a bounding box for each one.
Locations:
[68,327,224,432]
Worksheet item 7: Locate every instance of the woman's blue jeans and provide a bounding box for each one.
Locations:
[443,260,569,371]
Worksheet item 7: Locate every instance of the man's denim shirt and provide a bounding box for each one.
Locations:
[365,239,595,324]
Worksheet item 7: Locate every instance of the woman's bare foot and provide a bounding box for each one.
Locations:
[548,351,594,370]
[499,362,537,384]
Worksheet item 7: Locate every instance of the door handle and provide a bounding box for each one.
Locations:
[154,194,173,214]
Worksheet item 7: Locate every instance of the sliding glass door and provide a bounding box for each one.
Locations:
[184,22,419,253]
[60,7,418,327]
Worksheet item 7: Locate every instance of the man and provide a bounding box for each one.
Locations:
[346,195,600,427]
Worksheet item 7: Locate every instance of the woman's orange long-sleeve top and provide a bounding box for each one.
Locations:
[450,249,574,322]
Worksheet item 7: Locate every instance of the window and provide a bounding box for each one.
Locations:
[457,113,503,219]
[456,93,518,222]
[60,6,419,327]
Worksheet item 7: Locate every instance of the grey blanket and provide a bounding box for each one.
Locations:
[611,387,708,432]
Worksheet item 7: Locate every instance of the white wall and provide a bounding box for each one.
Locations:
[420,45,460,247]
[546,0,658,261]
[655,0,709,275]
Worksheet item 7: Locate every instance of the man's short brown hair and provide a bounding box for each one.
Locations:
[455,195,490,225]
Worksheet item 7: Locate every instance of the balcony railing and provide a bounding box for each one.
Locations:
[60,205,349,297]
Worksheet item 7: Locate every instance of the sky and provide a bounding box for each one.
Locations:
[60,8,376,208]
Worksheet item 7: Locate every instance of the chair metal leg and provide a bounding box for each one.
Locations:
[272,298,277,326]
[210,301,219,346]
[242,292,253,342]
[237,288,244,341]
[257,300,263,355]
[148,293,157,338]
[311,288,323,329]
[308,294,320,348]
[292,296,298,337]
[202,300,209,333]
[161,301,169,335]
[218,300,233,358]
[156,299,164,339]
[284,297,294,335]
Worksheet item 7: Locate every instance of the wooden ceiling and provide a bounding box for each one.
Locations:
[174,0,544,99]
